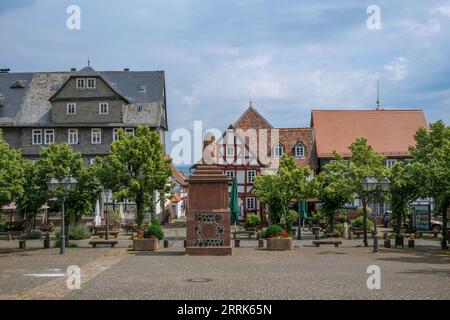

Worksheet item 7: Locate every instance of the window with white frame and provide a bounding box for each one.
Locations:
[247,170,256,183]
[86,78,96,89]
[91,128,101,144]
[226,170,234,179]
[76,78,85,88]
[226,145,234,157]
[246,197,255,210]
[125,128,135,136]
[386,159,397,168]
[113,128,119,141]
[44,129,54,145]
[66,103,76,115]
[295,143,305,158]
[99,102,109,114]
[68,129,78,144]
[274,143,284,158]
[32,129,42,145]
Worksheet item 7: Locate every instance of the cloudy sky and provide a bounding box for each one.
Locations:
[1,0,449,162]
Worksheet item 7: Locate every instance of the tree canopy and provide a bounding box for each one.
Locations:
[316,152,354,233]
[94,126,171,227]
[409,120,450,248]
[254,155,315,224]
[0,129,25,208]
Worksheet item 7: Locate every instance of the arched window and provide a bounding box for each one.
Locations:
[274,143,284,158]
[295,143,305,158]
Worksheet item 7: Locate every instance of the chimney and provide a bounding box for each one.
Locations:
[124,68,130,72]
[70,68,77,72]
[0,68,10,73]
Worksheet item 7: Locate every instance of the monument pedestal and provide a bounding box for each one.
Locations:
[186,166,232,256]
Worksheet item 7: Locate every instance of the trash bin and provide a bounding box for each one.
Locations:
[43,232,50,249]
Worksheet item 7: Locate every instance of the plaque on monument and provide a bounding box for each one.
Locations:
[185,165,232,255]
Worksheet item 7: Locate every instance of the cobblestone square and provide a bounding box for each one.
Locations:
[0,226,448,300]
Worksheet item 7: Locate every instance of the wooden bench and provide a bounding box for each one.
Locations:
[416,231,440,238]
[96,231,119,239]
[89,240,118,248]
[313,240,342,247]
[0,231,23,241]
[349,228,375,239]
[231,230,256,239]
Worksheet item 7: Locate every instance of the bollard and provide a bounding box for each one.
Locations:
[408,239,415,248]
[19,239,26,249]
[258,239,264,248]
[164,239,169,248]
[43,232,50,249]
[234,239,240,248]
[184,240,186,248]
[384,239,391,248]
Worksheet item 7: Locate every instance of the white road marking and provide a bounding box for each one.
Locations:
[24,273,65,278]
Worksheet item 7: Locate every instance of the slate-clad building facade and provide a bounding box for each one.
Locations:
[0,66,168,164]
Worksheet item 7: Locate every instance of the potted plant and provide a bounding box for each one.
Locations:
[264,225,292,250]
[246,213,260,231]
[132,224,164,251]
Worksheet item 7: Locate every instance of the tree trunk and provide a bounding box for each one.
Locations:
[442,204,448,250]
[329,210,335,234]
[362,197,368,247]
[135,203,144,228]
[396,207,402,237]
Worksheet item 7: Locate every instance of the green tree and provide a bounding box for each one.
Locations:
[388,162,419,237]
[409,121,450,249]
[347,138,387,247]
[65,165,101,225]
[317,152,354,233]
[0,129,25,209]
[94,127,171,227]
[254,155,315,225]
[15,160,47,230]
[34,143,83,243]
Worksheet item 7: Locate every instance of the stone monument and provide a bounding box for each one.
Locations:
[185,165,232,256]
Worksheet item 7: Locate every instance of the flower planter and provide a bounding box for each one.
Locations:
[133,238,160,251]
[266,238,292,251]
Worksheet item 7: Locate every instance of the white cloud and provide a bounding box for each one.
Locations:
[384,57,409,81]
[396,19,441,36]
[430,3,450,17]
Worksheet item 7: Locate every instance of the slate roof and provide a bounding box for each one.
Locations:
[0,67,166,128]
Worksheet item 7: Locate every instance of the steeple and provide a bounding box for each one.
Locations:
[376,80,381,110]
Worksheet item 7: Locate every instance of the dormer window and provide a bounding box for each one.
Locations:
[274,143,284,158]
[99,102,109,114]
[67,103,76,115]
[139,85,146,93]
[87,78,96,89]
[76,78,85,88]
[295,143,305,158]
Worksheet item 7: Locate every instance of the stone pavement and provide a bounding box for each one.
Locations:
[0,222,448,300]
[0,242,448,300]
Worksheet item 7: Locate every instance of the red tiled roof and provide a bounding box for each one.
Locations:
[171,163,188,186]
[311,109,428,158]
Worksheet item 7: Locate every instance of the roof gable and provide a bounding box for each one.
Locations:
[49,66,131,103]
[234,106,273,130]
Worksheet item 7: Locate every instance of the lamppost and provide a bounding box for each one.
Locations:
[361,176,391,253]
[47,177,77,254]
[103,189,111,241]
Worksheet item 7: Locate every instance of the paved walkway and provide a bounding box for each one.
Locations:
[0,223,448,300]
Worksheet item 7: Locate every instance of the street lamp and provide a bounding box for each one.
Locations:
[47,177,77,254]
[103,189,112,241]
[361,176,391,253]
